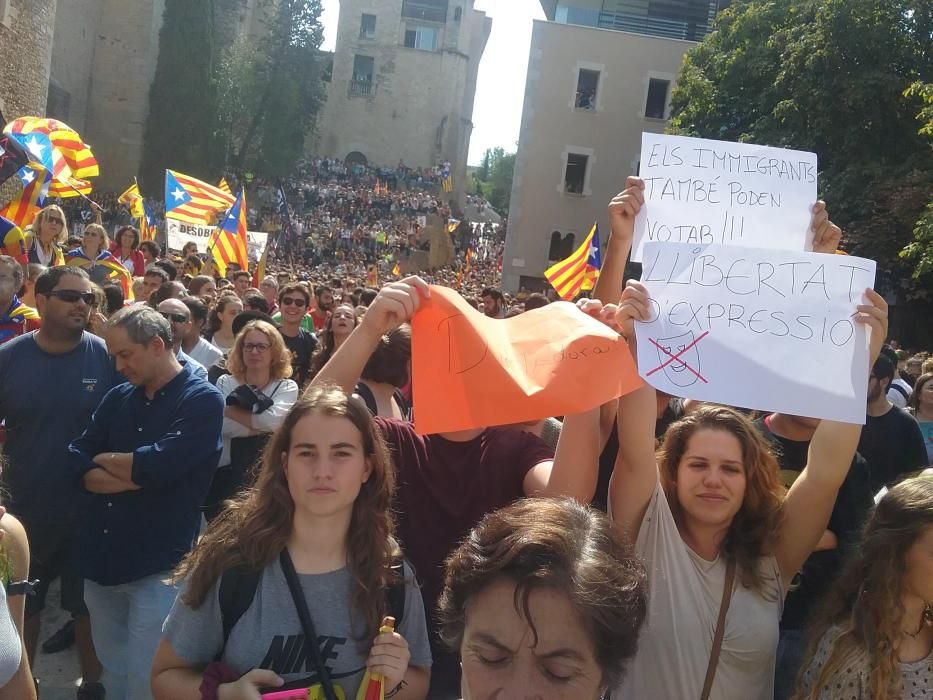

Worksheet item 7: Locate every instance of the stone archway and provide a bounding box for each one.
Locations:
[345,151,368,166]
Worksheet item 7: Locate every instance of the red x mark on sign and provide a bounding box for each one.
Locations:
[647,331,709,384]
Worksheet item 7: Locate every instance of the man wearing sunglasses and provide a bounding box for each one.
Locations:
[275,282,318,387]
[156,299,208,381]
[0,266,117,698]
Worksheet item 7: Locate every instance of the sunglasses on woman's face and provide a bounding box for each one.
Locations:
[281,297,307,307]
[47,289,95,305]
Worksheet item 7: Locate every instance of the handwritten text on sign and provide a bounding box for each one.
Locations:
[635,242,876,424]
[165,217,268,262]
[411,286,642,434]
[632,134,818,262]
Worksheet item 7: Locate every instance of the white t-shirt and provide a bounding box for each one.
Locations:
[187,337,224,370]
[216,376,298,467]
[616,477,784,699]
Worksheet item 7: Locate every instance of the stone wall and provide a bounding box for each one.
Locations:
[0,0,57,122]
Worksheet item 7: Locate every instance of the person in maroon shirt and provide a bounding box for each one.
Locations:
[309,277,603,698]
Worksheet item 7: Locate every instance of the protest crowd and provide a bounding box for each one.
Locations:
[0,146,931,700]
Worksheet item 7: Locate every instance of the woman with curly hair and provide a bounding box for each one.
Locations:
[204,320,299,522]
[609,279,888,699]
[795,476,933,699]
[151,385,432,699]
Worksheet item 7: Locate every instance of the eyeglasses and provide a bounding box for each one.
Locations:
[46,289,96,305]
[160,311,190,323]
[244,342,271,353]
[281,297,307,307]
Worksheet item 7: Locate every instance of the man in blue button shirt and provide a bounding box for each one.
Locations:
[69,305,223,700]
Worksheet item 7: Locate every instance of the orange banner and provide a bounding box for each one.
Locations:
[411,286,642,434]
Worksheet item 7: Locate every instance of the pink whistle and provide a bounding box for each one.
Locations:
[260,690,309,700]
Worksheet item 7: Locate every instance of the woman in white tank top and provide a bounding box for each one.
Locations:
[608,280,888,700]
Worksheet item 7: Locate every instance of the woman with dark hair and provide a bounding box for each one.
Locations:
[308,303,358,381]
[355,324,411,419]
[205,294,243,354]
[151,386,432,699]
[188,275,217,301]
[111,226,145,276]
[181,242,199,260]
[795,477,933,699]
[609,279,888,699]
[907,373,933,464]
[438,498,647,699]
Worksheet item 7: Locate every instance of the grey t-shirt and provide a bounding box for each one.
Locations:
[163,559,432,695]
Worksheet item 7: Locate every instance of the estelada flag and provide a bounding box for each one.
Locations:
[118,182,145,219]
[207,188,248,277]
[165,169,235,225]
[64,248,133,299]
[0,134,31,188]
[544,222,601,300]
[0,165,49,228]
[0,215,27,264]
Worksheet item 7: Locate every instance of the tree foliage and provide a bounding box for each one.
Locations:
[140,0,326,189]
[216,0,327,177]
[140,0,220,192]
[669,0,933,298]
[473,147,516,214]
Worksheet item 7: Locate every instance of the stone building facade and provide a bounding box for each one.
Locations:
[502,1,726,293]
[314,0,491,204]
[0,0,57,123]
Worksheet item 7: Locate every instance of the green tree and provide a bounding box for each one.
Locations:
[669,0,933,299]
[900,81,933,282]
[473,147,515,214]
[140,0,220,192]
[216,0,327,177]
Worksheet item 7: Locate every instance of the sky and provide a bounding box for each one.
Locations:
[319,0,545,166]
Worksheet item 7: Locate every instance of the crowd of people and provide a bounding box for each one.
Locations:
[0,172,930,700]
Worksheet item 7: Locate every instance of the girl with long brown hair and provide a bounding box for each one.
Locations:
[795,476,933,699]
[608,278,888,699]
[151,385,432,699]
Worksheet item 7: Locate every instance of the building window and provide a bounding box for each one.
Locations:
[360,13,376,39]
[401,0,448,23]
[645,78,670,119]
[564,153,588,194]
[454,6,462,22]
[575,68,600,111]
[349,55,375,97]
[404,25,438,51]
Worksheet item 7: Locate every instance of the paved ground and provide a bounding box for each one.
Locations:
[32,578,85,700]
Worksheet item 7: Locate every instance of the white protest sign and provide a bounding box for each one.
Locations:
[633,133,818,262]
[635,241,876,424]
[166,218,268,263]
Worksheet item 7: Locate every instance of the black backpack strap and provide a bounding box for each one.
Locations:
[385,557,407,628]
[216,565,263,662]
[353,382,379,416]
[392,389,411,422]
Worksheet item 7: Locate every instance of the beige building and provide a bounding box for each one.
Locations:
[503,0,724,293]
[314,0,492,204]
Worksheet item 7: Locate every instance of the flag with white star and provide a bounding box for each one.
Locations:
[164,169,235,225]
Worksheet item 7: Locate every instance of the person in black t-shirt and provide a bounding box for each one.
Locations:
[859,354,927,493]
[754,412,873,700]
[276,283,318,388]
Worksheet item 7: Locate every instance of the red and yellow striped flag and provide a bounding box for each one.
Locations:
[0,167,48,228]
[118,181,145,218]
[208,188,248,277]
[544,223,598,301]
[218,177,232,196]
[165,169,235,225]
